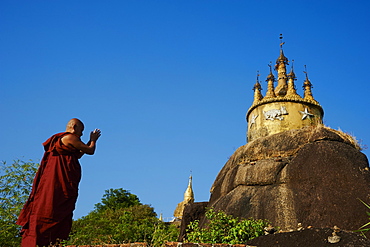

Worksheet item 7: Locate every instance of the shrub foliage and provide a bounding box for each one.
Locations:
[65,188,179,246]
[185,208,269,244]
[0,160,39,246]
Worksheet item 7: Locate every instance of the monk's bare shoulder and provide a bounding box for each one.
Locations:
[61,133,82,148]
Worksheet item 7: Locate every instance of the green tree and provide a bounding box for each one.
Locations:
[0,160,39,246]
[185,208,269,244]
[65,188,179,246]
[151,221,179,247]
[94,188,141,212]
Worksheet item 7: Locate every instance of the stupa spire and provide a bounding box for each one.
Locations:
[274,34,289,96]
[265,63,276,98]
[183,174,194,204]
[173,173,195,220]
[303,65,315,101]
[286,60,302,99]
[252,71,263,105]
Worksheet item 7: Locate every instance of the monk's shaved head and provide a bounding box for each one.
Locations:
[66,118,84,136]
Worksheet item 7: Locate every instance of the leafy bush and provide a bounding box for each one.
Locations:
[151,221,180,247]
[64,188,179,246]
[185,208,269,244]
[66,204,158,244]
[0,160,39,246]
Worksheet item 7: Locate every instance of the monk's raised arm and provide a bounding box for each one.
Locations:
[62,130,101,155]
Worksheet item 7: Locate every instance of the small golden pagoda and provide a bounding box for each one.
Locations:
[246,39,324,142]
[173,175,194,220]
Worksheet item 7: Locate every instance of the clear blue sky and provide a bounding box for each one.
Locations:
[1,0,369,221]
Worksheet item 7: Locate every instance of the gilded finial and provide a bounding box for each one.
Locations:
[303,65,311,85]
[287,60,296,79]
[252,71,263,104]
[265,63,276,98]
[254,71,262,90]
[286,60,301,99]
[184,174,194,204]
[279,33,285,49]
[267,62,274,79]
[276,34,288,65]
[275,36,288,96]
[303,65,315,101]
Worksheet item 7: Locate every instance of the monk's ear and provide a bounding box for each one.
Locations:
[72,123,78,131]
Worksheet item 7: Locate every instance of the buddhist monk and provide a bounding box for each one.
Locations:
[16,118,101,247]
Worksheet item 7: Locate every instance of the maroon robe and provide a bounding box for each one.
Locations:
[17,132,82,247]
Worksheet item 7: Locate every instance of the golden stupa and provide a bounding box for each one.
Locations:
[173,175,194,220]
[246,40,324,142]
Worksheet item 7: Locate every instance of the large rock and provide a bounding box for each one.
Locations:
[178,202,208,241]
[207,126,370,231]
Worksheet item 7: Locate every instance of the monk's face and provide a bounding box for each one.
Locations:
[74,123,84,137]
